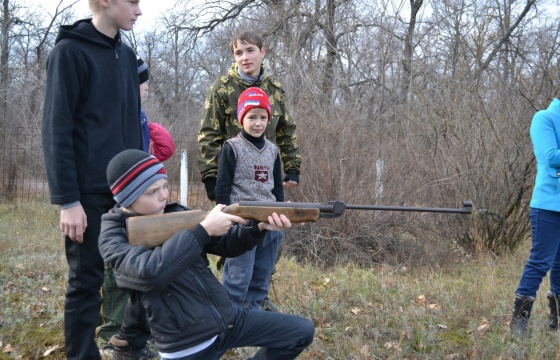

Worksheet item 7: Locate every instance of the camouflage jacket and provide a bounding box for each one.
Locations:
[197,63,301,181]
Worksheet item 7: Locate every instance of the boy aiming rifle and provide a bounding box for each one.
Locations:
[98,149,315,360]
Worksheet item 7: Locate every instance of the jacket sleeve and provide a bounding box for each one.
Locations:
[272,151,284,201]
[215,142,236,205]
[197,79,227,181]
[41,42,85,204]
[205,221,266,257]
[531,108,560,168]
[271,84,302,176]
[99,213,213,291]
[148,122,175,161]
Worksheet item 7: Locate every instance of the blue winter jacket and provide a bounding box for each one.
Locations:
[530,98,560,211]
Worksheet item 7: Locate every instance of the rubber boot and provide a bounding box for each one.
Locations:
[547,293,560,330]
[510,294,534,338]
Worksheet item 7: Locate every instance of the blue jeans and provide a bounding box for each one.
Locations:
[516,208,560,298]
[160,307,314,360]
[222,231,283,309]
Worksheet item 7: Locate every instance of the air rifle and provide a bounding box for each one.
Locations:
[126,200,472,249]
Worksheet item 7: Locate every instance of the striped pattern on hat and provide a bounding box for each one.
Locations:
[107,149,167,207]
[237,87,271,125]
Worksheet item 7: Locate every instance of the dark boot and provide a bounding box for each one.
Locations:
[262,297,282,312]
[108,335,156,360]
[547,293,560,330]
[246,348,266,360]
[510,294,534,338]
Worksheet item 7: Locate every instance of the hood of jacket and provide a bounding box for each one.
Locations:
[56,18,120,48]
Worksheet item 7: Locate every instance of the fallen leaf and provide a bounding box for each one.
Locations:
[44,345,60,356]
[360,344,369,355]
[427,303,441,314]
[3,344,13,353]
[384,341,401,351]
[477,323,490,334]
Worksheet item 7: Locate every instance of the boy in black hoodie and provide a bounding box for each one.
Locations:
[99,149,314,360]
[41,0,149,358]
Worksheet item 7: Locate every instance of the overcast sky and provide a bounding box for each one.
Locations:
[23,0,176,33]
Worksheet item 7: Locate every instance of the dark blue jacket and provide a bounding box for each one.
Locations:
[41,19,142,204]
[98,203,266,352]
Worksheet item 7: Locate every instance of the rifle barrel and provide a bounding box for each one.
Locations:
[345,204,471,214]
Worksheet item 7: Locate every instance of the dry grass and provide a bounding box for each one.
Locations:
[1,202,560,359]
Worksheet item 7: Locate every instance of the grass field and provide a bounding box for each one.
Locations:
[1,202,560,359]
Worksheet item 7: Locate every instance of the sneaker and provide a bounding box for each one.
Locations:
[262,298,282,312]
[109,335,157,360]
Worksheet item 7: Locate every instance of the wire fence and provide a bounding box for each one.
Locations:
[0,126,211,210]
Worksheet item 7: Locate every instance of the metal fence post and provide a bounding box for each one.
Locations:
[180,149,188,207]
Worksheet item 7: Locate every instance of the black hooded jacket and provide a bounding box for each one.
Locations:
[41,19,142,205]
[98,203,266,352]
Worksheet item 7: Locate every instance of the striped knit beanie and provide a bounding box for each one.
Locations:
[237,87,271,124]
[107,149,167,207]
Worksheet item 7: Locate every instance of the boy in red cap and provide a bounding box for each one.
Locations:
[216,87,284,310]
[99,149,314,359]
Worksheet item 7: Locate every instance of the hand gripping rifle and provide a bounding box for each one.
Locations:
[126,200,472,249]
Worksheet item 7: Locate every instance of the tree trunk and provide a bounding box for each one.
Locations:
[401,0,423,102]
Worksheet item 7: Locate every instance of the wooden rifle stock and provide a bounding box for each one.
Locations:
[127,210,208,248]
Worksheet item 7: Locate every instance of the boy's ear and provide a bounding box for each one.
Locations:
[98,0,110,9]
[260,47,267,60]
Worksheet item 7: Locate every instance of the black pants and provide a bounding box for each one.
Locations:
[63,193,112,359]
[160,307,314,360]
[63,193,149,359]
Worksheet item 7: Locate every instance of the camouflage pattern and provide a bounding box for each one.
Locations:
[197,63,301,181]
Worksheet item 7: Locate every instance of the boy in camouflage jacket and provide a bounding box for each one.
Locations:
[197,30,301,200]
[197,30,301,311]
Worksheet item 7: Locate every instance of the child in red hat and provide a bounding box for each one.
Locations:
[216,87,284,310]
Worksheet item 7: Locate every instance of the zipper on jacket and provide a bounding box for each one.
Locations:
[191,269,229,330]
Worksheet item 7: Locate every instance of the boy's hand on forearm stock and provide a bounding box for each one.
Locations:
[258,212,301,231]
[60,205,87,243]
[200,204,247,237]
